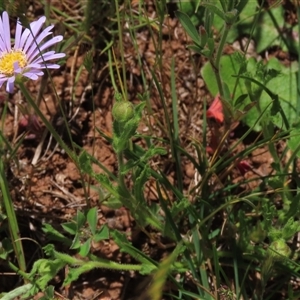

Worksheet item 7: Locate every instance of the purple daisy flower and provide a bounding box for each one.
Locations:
[0,11,65,93]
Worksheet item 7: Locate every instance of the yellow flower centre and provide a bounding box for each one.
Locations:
[0,50,27,76]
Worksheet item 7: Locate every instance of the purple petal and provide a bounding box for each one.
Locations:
[23,16,46,53]
[29,52,65,65]
[25,27,55,58]
[14,19,23,49]
[22,72,40,80]
[18,19,39,49]
[0,15,7,51]
[19,28,31,51]
[2,12,11,52]
[6,76,15,93]
[43,63,61,69]
[13,61,23,74]
[27,36,63,62]
[31,50,56,60]
[0,12,11,52]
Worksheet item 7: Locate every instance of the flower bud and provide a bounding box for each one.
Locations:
[249,223,266,243]
[112,101,134,123]
[267,239,291,261]
[199,26,208,48]
[225,9,238,24]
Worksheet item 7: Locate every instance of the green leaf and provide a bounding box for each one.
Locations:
[146,243,186,299]
[187,44,204,55]
[0,238,13,259]
[79,238,91,257]
[61,222,77,235]
[170,198,190,218]
[134,165,151,204]
[201,2,225,20]
[76,210,86,230]
[218,0,227,11]
[122,146,167,174]
[201,54,245,98]
[94,224,110,242]
[288,126,300,158]
[213,4,298,54]
[213,1,257,43]
[282,219,300,240]
[175,10,201,46]
[111,230,157,268]
[207,38,215,54]
[87,207,98,235]
[202,54,297,131]
[94,173,118,196]
[78,150,93,175]
[1,284,33,300]
[234,94,248,107]
[254,6,284,53]
[70,233,81,249]
[43,224,72,245]
[101,196,123,209]
[43,286,55,299]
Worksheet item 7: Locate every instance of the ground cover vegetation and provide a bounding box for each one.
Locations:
[0,0,300,299]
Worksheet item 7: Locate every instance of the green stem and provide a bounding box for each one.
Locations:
[51,246,143,271]
[0,153,26,273]
[210,23,232,124]
[117,151,127,192]
[114,0,127,98]
[116,150,135,212]
[214,25,230,94]
[297,5,300,115]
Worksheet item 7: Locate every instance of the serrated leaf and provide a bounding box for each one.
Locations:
[94,173,117,196]
[170,198,190,218]
[122,159,137,174]
[43,224,72,245]
[134,165,150,202]
[139,263,157,275]
[44,286,55,299]
[1,284,33,300]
